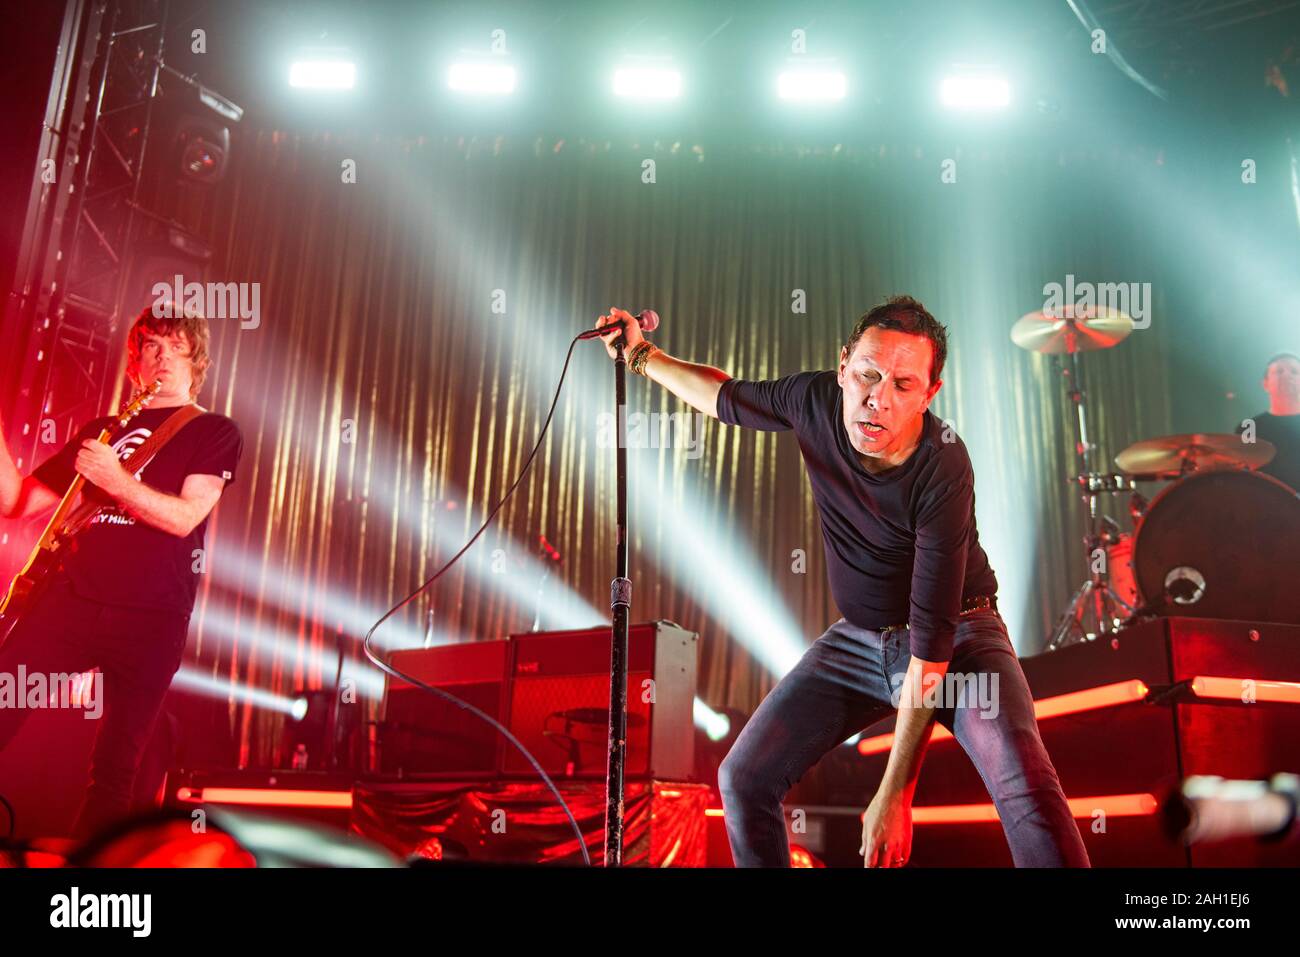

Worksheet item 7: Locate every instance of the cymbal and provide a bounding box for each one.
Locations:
[1115,434,1277,477]
[1011,305,1134,354]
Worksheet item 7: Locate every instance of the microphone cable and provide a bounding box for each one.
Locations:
[362,332,601,866]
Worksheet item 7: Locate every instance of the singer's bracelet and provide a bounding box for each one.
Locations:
[625,341,647,373]
[629,342,659,376]
[633,343,659,376]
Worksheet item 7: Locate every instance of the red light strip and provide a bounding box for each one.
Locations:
[704,793,1158,824]
[1189,676,1300,704]
[855,679,1151,756]
[910,792,1157,824]
[175,787,353,809]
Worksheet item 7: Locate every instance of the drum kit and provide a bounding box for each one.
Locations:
[1010,305,1300,651]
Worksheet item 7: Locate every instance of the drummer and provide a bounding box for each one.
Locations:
[1240,352,1300,493]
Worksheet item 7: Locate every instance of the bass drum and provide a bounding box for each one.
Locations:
[1133,469,1300,624]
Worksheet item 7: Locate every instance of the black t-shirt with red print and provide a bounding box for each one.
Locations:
[31,405,242,614]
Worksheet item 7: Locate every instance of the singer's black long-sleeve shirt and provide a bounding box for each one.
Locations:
[716,370,998,662]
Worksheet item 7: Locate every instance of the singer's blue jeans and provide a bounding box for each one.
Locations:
[717,610,1090,867]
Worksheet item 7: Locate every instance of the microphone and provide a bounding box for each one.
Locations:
[578,309,660,340]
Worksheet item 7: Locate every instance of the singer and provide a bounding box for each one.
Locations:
[593,296,1090,868]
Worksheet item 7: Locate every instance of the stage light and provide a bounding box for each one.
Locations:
[855,678,1151,756]
[909,793,1157,824]
[171,667,305,715]
[207,413,603,646]
[940,70,1011,110]
[448,61,517,95]
[206,541,443,650]
[177,129,228,184]
[613,66,682,100]
[694,698,731,741]
[560,367,807,675]
[323,431,606,634]
[313,162,791,674]
[289,59,357,90]
[284,688,339,770]
[789,845,826,867]
[1290,139,1300,234]
[196,603,389,699]
[175,787,353,810]
[644,478,807,676]
[777,68,847,102]
[157,65,242,187]
[1189,676,1300,704]
[391,493,606,634]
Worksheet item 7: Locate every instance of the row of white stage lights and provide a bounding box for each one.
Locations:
[288,57,1011,109]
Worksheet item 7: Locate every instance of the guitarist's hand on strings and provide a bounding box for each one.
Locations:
[75,441,130,497]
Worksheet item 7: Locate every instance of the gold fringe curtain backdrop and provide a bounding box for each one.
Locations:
[172,134,1182,765]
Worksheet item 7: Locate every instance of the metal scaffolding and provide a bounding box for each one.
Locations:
[1,0,168,476]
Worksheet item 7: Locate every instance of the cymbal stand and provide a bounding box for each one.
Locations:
[1047,325,1137,651]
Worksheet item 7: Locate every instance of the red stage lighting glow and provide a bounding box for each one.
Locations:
[77,820,256,868]
[855,679,1152,756]
[175,787,353,809]
[789,845,825,867]
[1188,676,1300,704]
[907,792,1158,824]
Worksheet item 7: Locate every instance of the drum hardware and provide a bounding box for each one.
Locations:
[1076,472,1140,494]
[1115,433,1277,478]
[1012,306,1141,650]
[1046,492,1142,651]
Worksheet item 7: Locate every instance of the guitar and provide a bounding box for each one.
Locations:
[0,380,162,628]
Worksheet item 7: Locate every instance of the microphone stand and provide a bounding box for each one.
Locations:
[603,332,632,867]
[531,536,562,632]
[530,564,551,632]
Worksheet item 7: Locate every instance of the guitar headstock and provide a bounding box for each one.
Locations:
[114,379,163,428]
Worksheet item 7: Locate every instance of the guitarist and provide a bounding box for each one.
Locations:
[0,302,241,839]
